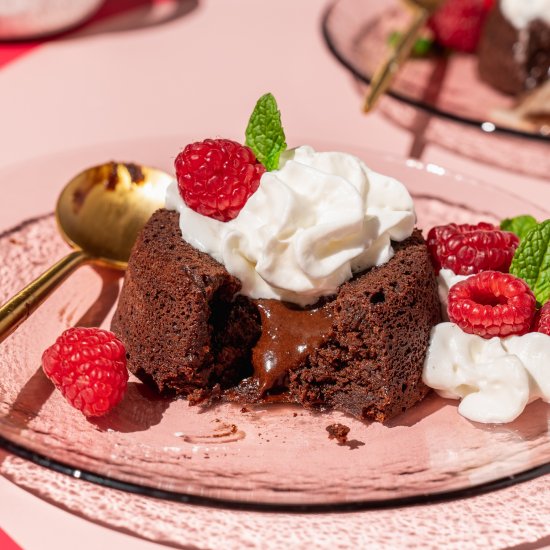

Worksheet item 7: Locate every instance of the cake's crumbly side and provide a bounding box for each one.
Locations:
[288,230,442,422]
[111,209,261,395]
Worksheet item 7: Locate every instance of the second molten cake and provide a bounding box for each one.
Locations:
[112,209,441,422]
[478,0,550,96]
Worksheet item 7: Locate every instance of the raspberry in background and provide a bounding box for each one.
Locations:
[447,271,536,338]
[175,138,265,222]
[534,302,550,336]
[427,222,519,275]
[427,0,495,53]
[42,327,128,417]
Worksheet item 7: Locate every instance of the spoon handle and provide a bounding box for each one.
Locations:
[363,5,431,113]
[0,250,89,345]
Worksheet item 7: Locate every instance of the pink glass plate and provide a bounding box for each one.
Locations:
[1,136,550,512]
[322,0,549,141]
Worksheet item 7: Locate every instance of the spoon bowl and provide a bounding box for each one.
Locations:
[56,162,172,269]
[0,161,173,343]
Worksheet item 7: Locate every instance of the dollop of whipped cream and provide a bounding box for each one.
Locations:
[166,145,415,306]
[427,266,550,423]
[437,268,469,319]
[423,323,550,423]
[501,0,550,29]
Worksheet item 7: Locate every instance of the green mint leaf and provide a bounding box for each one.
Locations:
[509,219,550,306]
[412,37,434,57]
[387,31,434,57]
[245,93,286,171]
[501,215,538,241]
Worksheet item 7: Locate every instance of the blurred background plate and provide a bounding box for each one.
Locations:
[322,0,550,179]
[0,0,104,40]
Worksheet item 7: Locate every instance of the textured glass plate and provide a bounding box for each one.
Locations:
[1,136,550,512]
[322,0,549,141]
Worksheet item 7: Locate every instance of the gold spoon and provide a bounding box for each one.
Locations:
[0,162,173,344]
[363,0,444,112]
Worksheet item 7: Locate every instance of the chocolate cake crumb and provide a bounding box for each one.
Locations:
[188,385,222,407]
[326,423,350,445]
[188,388,209,406]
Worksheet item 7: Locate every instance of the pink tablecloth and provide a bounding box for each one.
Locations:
[0,1,549,548]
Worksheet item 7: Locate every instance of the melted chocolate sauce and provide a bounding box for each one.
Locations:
[251,299,332,394]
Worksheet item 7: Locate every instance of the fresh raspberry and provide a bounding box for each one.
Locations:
[533,302,550,336]
[174,138,265,222]
[427,0,495,53]
[448,271,536,338]
[427,222,519,275]
[42,327,128,417]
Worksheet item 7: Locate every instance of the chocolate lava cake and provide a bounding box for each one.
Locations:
[478,2,550,95]
[111,209,441,422]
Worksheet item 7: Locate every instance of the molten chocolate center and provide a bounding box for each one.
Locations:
[252,299,333,394]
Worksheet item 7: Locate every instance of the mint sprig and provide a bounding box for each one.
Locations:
[388,31,434,58]
[501,215,538,241]
[245,93,286,171]
[510,219,550,306]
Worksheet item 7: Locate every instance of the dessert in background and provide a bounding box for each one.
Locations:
[426,0,549,98]
[478,0,550,133]
[477,0,550,96]
[427,0,494,53]
[399,0,550,133]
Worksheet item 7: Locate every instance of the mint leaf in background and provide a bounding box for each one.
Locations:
[387,31,434,57]
[501,215,538,241]
[245,93,286,171]
[510,219,550,306]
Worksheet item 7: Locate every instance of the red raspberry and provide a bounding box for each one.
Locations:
[174,138,265,222]
[533,302,550,336]
[427,222,519,275]
[42,327,128,417]
[448,271,536,338]
[428,0,495,53]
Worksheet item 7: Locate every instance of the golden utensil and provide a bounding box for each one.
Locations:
[363,0,444,113]
[0,162,173,344]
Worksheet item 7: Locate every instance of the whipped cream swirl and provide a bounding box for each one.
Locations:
[166,145,415,306]
[423,323,550,423]
[501,0,550,29]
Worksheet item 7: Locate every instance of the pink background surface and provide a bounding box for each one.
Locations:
[0,0,549,548]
